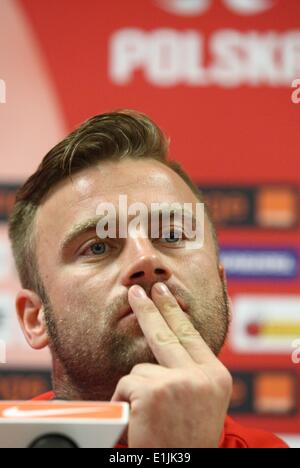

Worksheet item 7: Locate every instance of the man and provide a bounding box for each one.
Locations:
[9,110,287,448]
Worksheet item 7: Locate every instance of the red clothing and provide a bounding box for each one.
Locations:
[32,392,288,449]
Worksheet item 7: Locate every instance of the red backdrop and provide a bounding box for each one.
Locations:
[0,0,299,444]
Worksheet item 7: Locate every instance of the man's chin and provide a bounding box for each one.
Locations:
[118,312,144,337]
[114,334,157,371]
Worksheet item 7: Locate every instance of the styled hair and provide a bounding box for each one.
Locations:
[9,109,217,296]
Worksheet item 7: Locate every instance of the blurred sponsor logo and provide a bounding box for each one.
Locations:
[203,186,252,226]
[155,0,274,16]
[221,247,299,280]
[223,0,274,15]
[230,370,298,416]
[203,185,299,229]
[155,0,211,16]
[0,370,51,401]
[110,30,300,88]
[256,186,298,228]
[0,184,19,222]
[254,372,297,415]
[230,373,252,413]
[231,295,300,353]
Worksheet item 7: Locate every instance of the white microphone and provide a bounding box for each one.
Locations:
[0,401,129,448]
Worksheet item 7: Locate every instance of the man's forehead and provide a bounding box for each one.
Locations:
[37,160,199,228]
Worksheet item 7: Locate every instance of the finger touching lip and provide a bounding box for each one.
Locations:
[151,283,189,314]
[120,307,134,319]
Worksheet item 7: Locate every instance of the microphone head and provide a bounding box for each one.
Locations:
[0,401,129,448]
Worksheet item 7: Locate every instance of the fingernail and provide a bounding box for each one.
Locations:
[154,283,169,295]
[130,285,147,298]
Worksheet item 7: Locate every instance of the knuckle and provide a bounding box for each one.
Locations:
[118,375,130,386]
[216,367,233,397]
[143,304,156,315]
[178,377,198,396]
[181,368,214,395]
[151,375,182,399]
[196,372,212,393]
[131,364,146,375]
[171,370,202,395]
[151,331,179,348]
[151,383,169,400]
[177,324,199,341]
[131,363,156,375]
[164,302,180,316]
[181,324,198,336]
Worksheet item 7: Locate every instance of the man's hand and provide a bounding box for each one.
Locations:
[111,283,233,448]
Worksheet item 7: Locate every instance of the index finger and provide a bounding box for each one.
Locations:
[128,285,195,369]
[151,283,219,368]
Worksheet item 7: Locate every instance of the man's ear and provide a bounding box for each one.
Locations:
[218,264,233,323]
[16,289,49,350]
[218,263,227,285]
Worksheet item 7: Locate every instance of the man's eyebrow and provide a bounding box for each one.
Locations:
[60,206,197,252]
[60,216,106,253]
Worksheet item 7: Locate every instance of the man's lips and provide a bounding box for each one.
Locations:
[177,298,188,314]
[121,307,134,319]
[119,296,188,320]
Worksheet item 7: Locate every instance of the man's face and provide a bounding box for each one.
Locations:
[35,159,230,398]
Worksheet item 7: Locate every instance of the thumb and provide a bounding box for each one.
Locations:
[110,374,145,402]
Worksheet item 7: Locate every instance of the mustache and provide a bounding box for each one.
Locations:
[106,283,192,323]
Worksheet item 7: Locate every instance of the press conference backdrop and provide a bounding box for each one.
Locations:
[0,0,300,446]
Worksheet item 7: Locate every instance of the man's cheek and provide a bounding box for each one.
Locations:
[189,253,221,285]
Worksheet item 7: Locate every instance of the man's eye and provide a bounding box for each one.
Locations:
[161,229,184,244]
[81,241,109,256]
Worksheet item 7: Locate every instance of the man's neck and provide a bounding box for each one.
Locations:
[52,358,116,401]
[51,359,129,446]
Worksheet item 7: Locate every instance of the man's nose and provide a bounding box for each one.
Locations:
[121,239,172,289]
